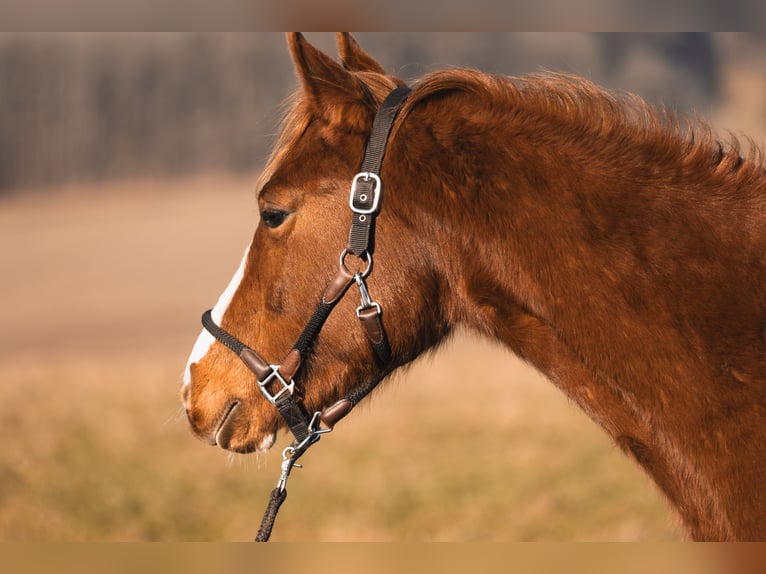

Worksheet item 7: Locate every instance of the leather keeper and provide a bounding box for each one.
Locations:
[357,306,385,344]
[279,348,302,382]
[322,266,355,305]
[239,347,273,381]
[319,398,353,429]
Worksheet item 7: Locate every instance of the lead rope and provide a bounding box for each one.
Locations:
[255,488,287,542]
[254,410,332,541]
[254,367,384,541]
[255,424,323,542]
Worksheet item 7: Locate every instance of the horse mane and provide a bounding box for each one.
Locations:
[262,66,765,194]
[398,69,765,189]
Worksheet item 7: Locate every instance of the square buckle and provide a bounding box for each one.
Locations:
[258,365,296,405]
[348,172,381,215]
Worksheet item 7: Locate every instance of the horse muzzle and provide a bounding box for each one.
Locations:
[182,382,277,454]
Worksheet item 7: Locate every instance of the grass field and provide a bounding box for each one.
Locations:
[0,175,683,541]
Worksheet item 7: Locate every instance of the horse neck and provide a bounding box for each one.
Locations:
[393,88,766,540]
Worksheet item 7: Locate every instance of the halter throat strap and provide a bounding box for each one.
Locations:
[200,85,410,445]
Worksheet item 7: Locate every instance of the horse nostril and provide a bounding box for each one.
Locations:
[213,402,241,449]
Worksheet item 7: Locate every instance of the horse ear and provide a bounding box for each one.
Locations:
[336,32,386,74]
[287,32,366,113]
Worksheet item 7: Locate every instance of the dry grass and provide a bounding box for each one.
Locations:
[0,174,681,541]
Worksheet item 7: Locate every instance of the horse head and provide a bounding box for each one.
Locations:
[181,33,450,454]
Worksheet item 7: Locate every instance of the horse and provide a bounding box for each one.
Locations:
[181,33,766,541]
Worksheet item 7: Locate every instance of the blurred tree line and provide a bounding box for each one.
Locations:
[0,33,763,193]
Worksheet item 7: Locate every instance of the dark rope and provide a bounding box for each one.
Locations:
[371,337,391,365]
[292,301,334,357]
[346,372,388,407]
[202,309,246,355]
[254,487,288,542]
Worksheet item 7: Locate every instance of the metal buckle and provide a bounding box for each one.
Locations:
[348,172,381,215]
[258,365,295,405]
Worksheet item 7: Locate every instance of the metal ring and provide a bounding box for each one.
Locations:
[339,248,373,279]
[282,445,295,459]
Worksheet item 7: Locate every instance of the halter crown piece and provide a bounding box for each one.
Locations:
[200,85,411,541]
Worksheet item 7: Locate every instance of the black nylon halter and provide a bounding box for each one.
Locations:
[198,85,411,540]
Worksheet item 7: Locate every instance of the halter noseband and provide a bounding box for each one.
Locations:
[199,85,411,540]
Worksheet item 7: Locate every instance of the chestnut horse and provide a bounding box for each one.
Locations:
[182,33,766,541]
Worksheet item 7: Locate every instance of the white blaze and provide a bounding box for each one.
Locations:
[183,243,251,385]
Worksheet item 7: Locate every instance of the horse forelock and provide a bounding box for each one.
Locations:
[257,70,401,192]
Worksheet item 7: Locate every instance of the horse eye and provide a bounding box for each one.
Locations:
[261,209,289,229]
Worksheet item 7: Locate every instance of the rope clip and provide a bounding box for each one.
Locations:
[275,412,333,492]
[276,446,302,492]
[354,272,382,317]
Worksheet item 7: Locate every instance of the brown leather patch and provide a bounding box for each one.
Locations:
[279,348,302,382]
[358,307,385,344]
[239,348,272,380]
[322,266,355,304]
[319,399,353,429]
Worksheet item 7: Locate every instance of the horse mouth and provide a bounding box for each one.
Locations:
[214,401,276,454]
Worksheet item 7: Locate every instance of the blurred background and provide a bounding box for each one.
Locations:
[1,33,765,541]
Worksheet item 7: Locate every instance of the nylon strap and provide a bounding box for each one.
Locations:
[275,396,311,442]
[347,85,411,256]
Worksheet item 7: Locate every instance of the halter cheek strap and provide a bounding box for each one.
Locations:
[200,85,409,447]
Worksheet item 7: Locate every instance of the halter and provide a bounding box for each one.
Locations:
[199,85,411,541]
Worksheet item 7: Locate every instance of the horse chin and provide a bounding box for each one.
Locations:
[213,401,277,454]
[256,433,277,452]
